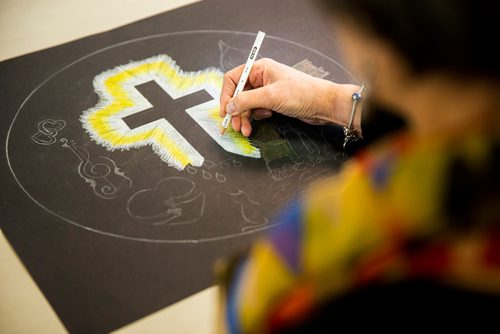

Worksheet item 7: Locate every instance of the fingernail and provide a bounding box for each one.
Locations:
[227,102,235,115]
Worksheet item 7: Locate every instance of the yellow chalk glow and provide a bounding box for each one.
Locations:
[81,54,260,170]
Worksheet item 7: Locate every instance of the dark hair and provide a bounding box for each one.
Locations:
[319,0,500,81]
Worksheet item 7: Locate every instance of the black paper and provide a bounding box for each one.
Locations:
[0,0,356,332]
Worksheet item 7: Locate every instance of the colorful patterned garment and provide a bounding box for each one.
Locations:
[216,131,500,334]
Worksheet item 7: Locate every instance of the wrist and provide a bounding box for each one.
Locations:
[309,79,346,124]
[330,83,365,136]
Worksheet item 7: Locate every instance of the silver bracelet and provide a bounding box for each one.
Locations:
[343,83,367,150]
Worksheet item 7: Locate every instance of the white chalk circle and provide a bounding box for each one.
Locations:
[6,30,355,243]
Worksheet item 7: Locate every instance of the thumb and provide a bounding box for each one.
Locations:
[226,86,274,116]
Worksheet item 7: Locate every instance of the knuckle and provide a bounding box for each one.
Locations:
[259,57,274,66]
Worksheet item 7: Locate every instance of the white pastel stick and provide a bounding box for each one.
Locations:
[220,31,266,136]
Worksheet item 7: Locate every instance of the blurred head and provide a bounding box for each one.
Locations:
[318,0,500,127]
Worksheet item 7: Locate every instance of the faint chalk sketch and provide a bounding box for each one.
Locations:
[127,177,205,226]
[266,157,297,181]
[277,124,321,159]
[269,180,294,205]
[229,190,269,231]
[31,119,66,145]
[319,126,347,161]
[61,139,132,199]
[255,123,323,182]
[292,59,330,79]
[186,165,198,174]
[219,40,263,72]
[215,172,227,183]
[219,158,242,169]
[202,170,212,180]
[201,160,214,179]
[185,158,229,182]
[203,160,216,168]
[266,167,332,206]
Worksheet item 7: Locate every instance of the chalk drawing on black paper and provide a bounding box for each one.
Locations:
[184,158,229,183]
[127,177,206,226]
[202,170,212,180]
[186,165,197,175]
[276,124,321,162]
[267,168,331,206]
[229,190,269,231]
[219,158,242,169]
[218,39,329,80]
[7,30,355,243]
[215,172,227,183]
[292,59,330,79]
[80,54,260,172]
[31,119,132,199]
[60,138,132,199]
[251,117,341,184]
[218,40,264,72]
[269,180,293,205]
[31,119,66,145]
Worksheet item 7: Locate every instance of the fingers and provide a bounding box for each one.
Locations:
[226,86,274,116]
[231,114,241,133]
[231,111,253,137]
[240,114,252,137]
[252,108,273,120]
[218,58,283,137]
[219,59,271,118]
